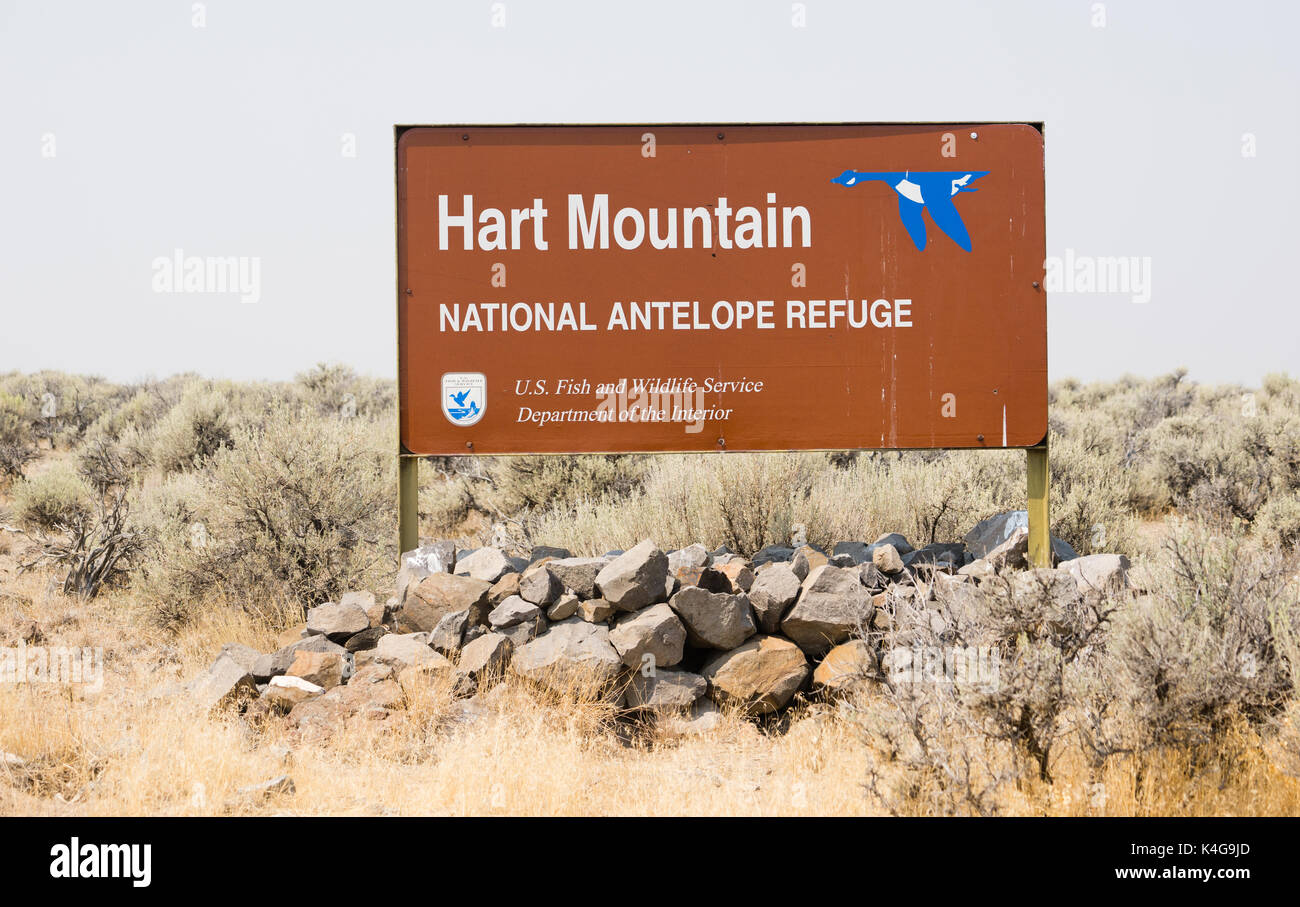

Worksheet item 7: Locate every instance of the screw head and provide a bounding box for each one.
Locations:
[1032,281,1040,289]
[977,434,985,442]
[716,132,725,141]
[970,132,978,140]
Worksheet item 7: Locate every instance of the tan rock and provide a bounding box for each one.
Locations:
[701,635,809,715]
[716,561,755,593]
[286,649,351,689]
[872,544,904,575]
[577,597,615,623]
[401,573,491,633]
[547,592,580,620]
[812,640,874,694]
[488,571,522,605]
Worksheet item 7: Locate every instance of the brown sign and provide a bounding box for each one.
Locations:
[397,124,1045,455]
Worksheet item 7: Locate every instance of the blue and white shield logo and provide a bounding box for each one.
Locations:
[441,372,486,427]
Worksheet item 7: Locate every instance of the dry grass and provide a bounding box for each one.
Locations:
[3,565,1299,817]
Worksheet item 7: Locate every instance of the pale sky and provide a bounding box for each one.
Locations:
[2,0,1296,385]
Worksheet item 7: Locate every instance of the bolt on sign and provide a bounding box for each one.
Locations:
[396,124,1050,561]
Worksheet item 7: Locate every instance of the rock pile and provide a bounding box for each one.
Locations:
[187,511,1130,733]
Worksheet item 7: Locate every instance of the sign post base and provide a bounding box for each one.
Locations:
[1027,441,1051,568]
[398,454,418,556]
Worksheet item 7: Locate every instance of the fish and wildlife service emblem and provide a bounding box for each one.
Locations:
[441,372,486,426]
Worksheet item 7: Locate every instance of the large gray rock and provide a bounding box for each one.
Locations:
[547,556,612,598]
[511,618,623,698]
[667,544,711,574]
[497,614,548,647]
[668,586,757,650]
[985,527,1030,571]
[218,642,263,675]
[457,633,514,682]
[454,547,518,583]
[625,668,706,713]
[1061,553,1130,596]
[964,511,1075,563]
[747,562,801,634]
[608,603,686,669]
[701,636,809,715]
[751,544,796,567]
[429,610,467,656]
[397,541,457,605]
[339,590,384,628]
[870,533,914,556]
[529,545,572,563]
[305,601,370,642]
[518,564,562,606]
[595,539,669,611]
[373,633,442,668]
[831,541,873,565]
[780,564,873,656]
[399,572,491,633]
[188,654,257,711]
[488,595,542,629]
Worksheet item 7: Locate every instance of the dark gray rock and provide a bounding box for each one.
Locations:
[608,603,687,669]
[747,562,802,634]
[780,565,873,657]
[529,545,572,563]
[595,539,669,612]
[667,586,757,650]
[548,556,613,599]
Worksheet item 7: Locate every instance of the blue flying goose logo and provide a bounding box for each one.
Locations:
[832,169,990,252]
[447,388,479,420]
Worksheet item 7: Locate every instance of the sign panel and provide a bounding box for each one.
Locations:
[397,124,1046,455]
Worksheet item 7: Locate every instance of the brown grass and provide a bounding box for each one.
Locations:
[2,567,1299,817]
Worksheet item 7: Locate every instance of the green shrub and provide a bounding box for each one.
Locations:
[148,384,234,473]
[1108,518,1295,749]
[135,407,394,620]
[13,465,95,533]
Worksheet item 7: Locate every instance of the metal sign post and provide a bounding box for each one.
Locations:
[1027,440,1050,567]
